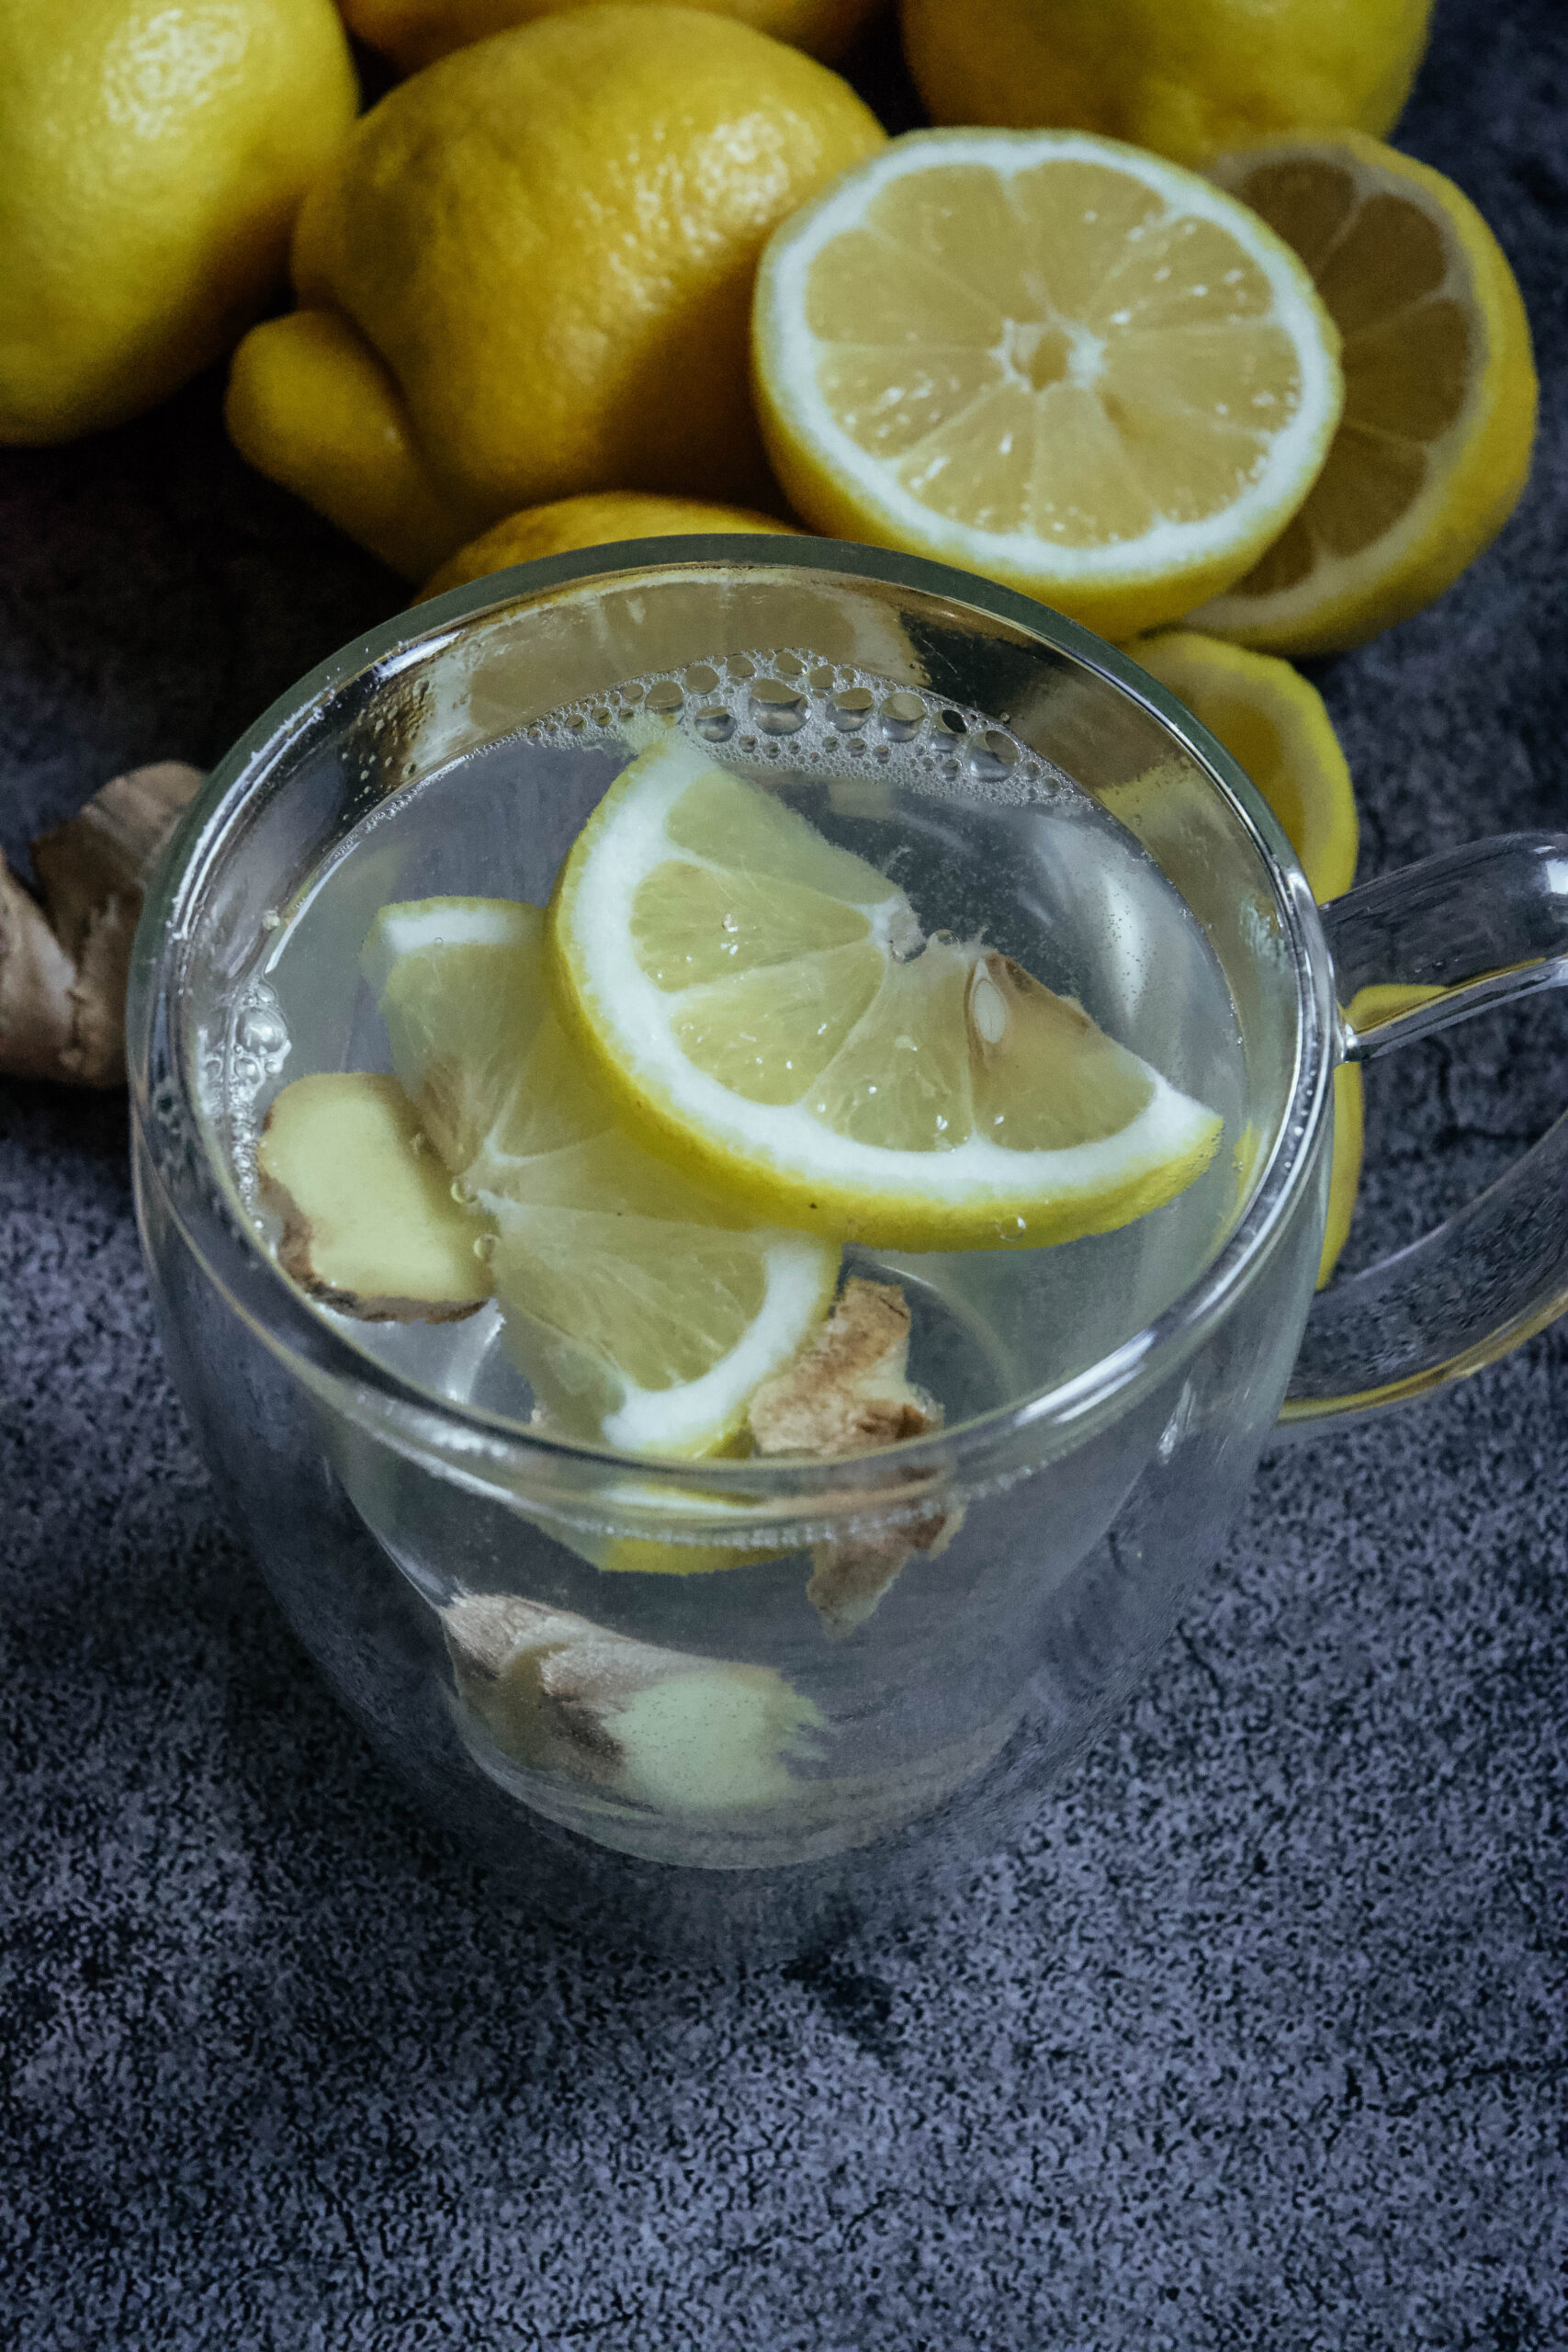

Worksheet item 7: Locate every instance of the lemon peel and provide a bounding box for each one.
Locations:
[1126,626,1362,1284]
[344,0,885,75]
[418,492,801,603]
[0,0,357,443]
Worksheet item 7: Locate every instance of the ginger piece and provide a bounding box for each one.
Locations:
[747,1277,940,1457]
[747,1277,964,1634]
[806,1503,963,1639]
[258,1071,491,1322]
[444,1592,820,1813]
[0,762,202,1086]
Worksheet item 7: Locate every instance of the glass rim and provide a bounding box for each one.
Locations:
[130,535,1336,1503]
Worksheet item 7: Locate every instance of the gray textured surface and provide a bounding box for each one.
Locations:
[3,2,1565,2344]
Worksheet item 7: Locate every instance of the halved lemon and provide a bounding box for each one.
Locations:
[752,128,1345,640]
[548,729,1223,1251]
[1190,130,1537,653]
[1124,627,1361,1283]
[363,898,838,1455]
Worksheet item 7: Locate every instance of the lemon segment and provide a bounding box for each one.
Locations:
[752,130,1345,641]
[362,897,839,1456]
[1191,131,1538,653]
[549,730,1224,1250]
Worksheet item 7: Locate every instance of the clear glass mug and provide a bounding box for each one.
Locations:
[127,541,1568,1960]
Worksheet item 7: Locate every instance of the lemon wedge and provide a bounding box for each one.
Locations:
[1125,628,1361,1283]
[548,731,1223,1251]
[752,128,1344,640]
[1127,629,1357,900]
[363,898,838,1456]
[1191,131,1538,653]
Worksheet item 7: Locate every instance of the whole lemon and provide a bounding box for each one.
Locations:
[419,492,800,600]
[898,0,1435,168]
[0,0,357,444]
[226,7,884,576]
[342,0,885,77]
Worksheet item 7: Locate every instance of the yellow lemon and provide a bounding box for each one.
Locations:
[226,7,884,577]
[898,0,1435,170]
[1126,627,1361,1283]
[343,0,884,75]
[419,492,802,602]
[1190,132,1538,654]
[548,725,1223,1252]
[752,129,1344,640]
[0,0,357,444]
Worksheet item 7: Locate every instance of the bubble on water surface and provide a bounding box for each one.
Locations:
[752,678,807,734]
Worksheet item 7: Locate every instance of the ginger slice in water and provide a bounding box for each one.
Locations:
[748,1277,964,1634]
[748,1276,940,1453]
[257,1070,491,1321]
[443,1592,821,1814]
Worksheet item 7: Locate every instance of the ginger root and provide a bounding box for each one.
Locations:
[748,1278,964,1634]
[444,1592,821,1813]
[0,762,203,1086]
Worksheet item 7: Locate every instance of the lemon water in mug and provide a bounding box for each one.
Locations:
[237,656,1247,1442]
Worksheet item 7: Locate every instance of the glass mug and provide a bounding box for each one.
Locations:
[128,542,1568,1959]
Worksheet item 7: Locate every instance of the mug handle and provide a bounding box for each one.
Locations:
[1281,831,1568,1425]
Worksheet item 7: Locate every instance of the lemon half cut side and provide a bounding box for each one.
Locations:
[364,896,838,1457]
[752,129,1346,641]
[548,730,1224,1252]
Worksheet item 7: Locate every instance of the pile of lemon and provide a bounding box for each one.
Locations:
[3,0,1540,1299]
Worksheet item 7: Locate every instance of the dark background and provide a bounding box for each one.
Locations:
[3,2,1564,2344]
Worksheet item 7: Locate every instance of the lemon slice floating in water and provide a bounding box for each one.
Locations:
[548,731,1224,1252]
[364,897,838,1456]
